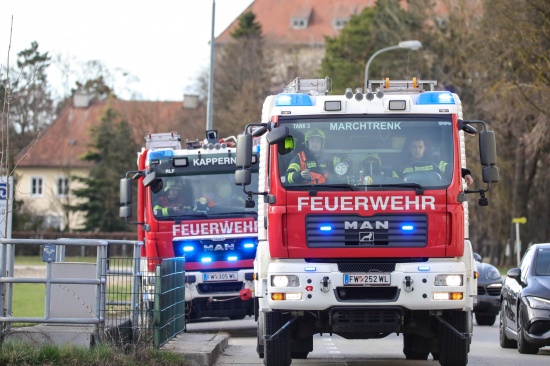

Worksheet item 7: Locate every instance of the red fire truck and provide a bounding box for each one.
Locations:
[235,77,498,366]
[120,130,259,320]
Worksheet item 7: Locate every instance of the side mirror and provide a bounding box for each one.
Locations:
[120,178,132,205]
[266,126,290,145]
[236,134,253,168]
[506,268,521,283]
[482,166,499,183]
[235,169,251,186]
[479,130,497,166]
[119,206,132,219]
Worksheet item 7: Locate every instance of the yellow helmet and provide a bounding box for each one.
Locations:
[164,179,183,192]
[305,128,325,147]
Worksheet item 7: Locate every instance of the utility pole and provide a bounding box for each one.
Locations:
[206,0,216,130]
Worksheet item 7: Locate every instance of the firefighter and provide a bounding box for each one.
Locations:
[286,128,331,184]
[396,136,474,186]
[153,179,189,216]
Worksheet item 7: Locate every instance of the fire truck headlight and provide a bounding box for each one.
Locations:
[435,274,463,286]
[272,275,300,287]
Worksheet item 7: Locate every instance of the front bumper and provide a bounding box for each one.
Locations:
[523,304,550,346]
[264,260,475,311]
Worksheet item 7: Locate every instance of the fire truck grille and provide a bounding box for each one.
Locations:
[338,263,396,272]
[197,281,244,294]
[331,309,401,333]
[306,214,427,248]
[335,286,399,301]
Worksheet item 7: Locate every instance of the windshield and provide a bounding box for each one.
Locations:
[278,116,454,190]
[152,172,258,220]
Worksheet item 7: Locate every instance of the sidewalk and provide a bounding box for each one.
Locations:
[161,332,229,366]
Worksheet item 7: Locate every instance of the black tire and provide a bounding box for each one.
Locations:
[403,334,430,360]
[229,314,246,320]
[499,303,516,348]
[475,313,497,326]
[439,310,469,366]
[517,302,539,354]
[291,335,313,359]
[264,311,291,366]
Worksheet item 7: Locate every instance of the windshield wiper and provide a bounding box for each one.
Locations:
[298,184,357,191]
[363,183,425,195]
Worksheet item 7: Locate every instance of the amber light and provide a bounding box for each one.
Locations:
[450,292,463,300]
[271,293,285,301]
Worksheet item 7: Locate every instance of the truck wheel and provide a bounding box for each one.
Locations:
[499,306,516,349]
[264,311,291,366]
[475,313,496,326]
[257,311,265,358]
[403,334,430,360]
[291,335,313,359]
[438,310,469,366]
[517,303,539,354]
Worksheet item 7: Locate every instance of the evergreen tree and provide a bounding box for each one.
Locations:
[71,98,137,232]
[320,1,427,94]
[1,41,54,151]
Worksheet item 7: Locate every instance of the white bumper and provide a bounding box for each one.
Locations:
[260,259,475,312]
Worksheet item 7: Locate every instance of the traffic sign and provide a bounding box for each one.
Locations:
[512,217,527,224]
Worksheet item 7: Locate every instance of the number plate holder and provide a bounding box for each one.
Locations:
[203,272,238,282]
[343,273,391,286]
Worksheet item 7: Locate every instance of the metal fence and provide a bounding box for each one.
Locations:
[0,238,185,348]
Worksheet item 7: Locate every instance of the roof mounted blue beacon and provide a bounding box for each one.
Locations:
[417,91,456,105]
[275,93,313,107]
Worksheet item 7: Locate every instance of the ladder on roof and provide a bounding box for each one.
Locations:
[368,78,438,94]
[283,76,332,95]
[145,132,182,150]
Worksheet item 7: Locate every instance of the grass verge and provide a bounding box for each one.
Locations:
[0,341,188,366]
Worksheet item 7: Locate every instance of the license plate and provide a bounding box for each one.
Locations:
[203,272,238,282]
[343,273,391,286]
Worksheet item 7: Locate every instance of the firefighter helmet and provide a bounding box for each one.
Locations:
[164,179,183,192]
[304,128,325,147]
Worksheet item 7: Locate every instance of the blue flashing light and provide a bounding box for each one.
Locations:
[148,149,174,160]
[183,246,194,252]
[304,266,317,272]
[243,243,255,249]
[228,256,238,261]
[416,91,455,105]
[201,257,212,263]
[275,93,313,107]
[319,225,333,232]
[418,266,431,272]
[401,224,414,232]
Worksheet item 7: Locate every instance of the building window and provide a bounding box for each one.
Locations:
[31,177,43,197]
[333,18,348,30]
[57,177,70,196]
[291,18,308,29]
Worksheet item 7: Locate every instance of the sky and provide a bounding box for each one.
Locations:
[1,0,255,101]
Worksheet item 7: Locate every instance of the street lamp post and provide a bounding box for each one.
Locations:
[364,40,422,90]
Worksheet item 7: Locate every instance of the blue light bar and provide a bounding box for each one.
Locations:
[418,266,430,271]
[183,246,194,252]
[401,224,414,232]
[319,225,333,232]
[416,91,455,105]
[243,243,255,249]
[148,149,174,160]
[304,266,317,272]
[228,256,238,261]
[201,257,212,263]
[275,93,313,107]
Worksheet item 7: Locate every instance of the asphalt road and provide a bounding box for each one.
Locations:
[185,316,550,366]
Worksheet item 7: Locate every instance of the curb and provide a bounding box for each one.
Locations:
[161,333,229,366]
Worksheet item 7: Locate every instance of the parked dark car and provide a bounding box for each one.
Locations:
[474,252,503,326]
[500,243,550,354]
